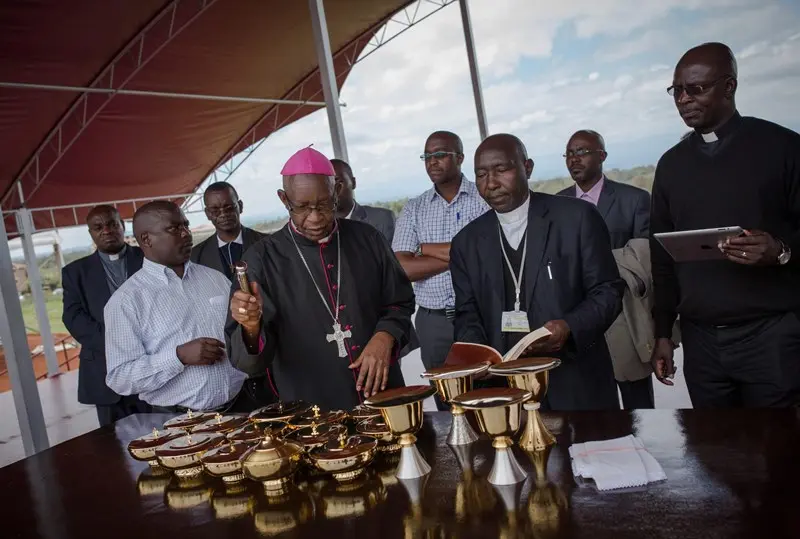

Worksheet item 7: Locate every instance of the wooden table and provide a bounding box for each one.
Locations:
[2,409,800,538]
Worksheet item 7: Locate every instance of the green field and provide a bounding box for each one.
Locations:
[19,291,68,335]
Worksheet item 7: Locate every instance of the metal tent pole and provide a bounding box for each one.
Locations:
[308,0,349,162]
[458,0,489,140]
[0,212,50,456]
[17,209,60,376]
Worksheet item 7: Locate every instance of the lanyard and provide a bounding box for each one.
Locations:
[497,224,527,312]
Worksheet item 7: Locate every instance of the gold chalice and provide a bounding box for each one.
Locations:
[452,387,532,485]
[364,385,437,479]
[420,362,491,446]
[489,357,560,452]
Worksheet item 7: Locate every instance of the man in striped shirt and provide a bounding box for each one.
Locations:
[393,131,489,409]
[104,201,246,412]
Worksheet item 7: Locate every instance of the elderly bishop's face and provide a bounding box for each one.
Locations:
[278,174,339,242]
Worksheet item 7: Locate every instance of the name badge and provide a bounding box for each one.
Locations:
[501,310,530,333]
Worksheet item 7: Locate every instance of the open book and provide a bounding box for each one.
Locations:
[443,326,552,367]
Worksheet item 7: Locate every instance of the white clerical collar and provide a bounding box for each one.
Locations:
[217,229,243,248]
[496,192,530,225]
[344,204,355,220]
[701,131,719,143]
[100,244,126,262]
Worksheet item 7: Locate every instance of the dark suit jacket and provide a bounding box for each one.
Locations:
[557,178,650,249]
[350,202,396,244]
[190,226,266,275]
[450,191,624,410]
[61,246,144,405]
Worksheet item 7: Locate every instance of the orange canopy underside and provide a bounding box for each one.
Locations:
[0,0,412,237]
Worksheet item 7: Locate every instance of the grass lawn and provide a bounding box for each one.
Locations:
[19,291,68,335]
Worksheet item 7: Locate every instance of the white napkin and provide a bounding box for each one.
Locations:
[569,435,666,491]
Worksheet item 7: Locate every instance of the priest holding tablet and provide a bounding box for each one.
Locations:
[650,42,800,408]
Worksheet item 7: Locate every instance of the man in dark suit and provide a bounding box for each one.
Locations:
[450,134,624,410]
[557,130,654,409]
[557,130,650,249]
[62,205,151,427]
[191,181,277,409]
[331,158,420,359]
[331,159,396,243]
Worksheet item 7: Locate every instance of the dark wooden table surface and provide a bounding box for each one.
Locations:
[2,409,800,538]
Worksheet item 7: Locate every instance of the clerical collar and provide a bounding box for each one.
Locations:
[217,229,243,248]
[344,203,356,220]
[99,244,126,262]
[697,111,742,144]
[496,192,530,224]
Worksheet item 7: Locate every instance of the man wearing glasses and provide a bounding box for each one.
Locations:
[226,147,415,410]
[557,130,655,409]
[393,131,489,409]
[650,42,800,408]
[190,181,275,409]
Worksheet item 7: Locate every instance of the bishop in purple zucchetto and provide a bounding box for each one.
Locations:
[280,146,335,177]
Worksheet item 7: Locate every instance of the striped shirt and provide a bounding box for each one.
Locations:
[392,176,489,309]
[104,258,246,410]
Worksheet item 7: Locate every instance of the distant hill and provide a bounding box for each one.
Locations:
[529,165,655,195]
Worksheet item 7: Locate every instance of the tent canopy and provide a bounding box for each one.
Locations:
[0,0,411,237]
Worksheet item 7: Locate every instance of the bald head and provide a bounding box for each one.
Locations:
[474,134,533,213]
[132,201,192,268]
[672,42,738,132]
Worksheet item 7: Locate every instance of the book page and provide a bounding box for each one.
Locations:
[501,326,552,362]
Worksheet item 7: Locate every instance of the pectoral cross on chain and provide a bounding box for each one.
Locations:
[326,322,352,358]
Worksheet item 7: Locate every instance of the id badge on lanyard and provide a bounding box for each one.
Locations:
[498,225,530,333]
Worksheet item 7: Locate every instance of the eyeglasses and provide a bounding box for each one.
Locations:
[284,196,336,217]
[563,148,604,159]
[420,151,460,161]
[667,76,730,98]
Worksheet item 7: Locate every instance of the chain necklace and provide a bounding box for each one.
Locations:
[288,224,351,358]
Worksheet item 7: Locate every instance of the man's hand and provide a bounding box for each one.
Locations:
[650,337,676,386]
[524,320,570,355]
[719,229,781,266]
[230,282,263,334]
[349,331,395,398]
[421,243,451,263]
[176,338,226,366]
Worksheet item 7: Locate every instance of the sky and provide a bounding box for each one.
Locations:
[18,0,800,256]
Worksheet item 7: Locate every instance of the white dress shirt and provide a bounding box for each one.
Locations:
[217,229,243,248]
[496,192,530,249]
[104,259,246,410]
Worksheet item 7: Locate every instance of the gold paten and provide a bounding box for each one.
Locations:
[241,429,304,496]
[489,357,561,452]
[308,433,379,482]
[155,432,225,477]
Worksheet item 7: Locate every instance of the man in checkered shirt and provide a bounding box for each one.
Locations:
[392,131,489,409]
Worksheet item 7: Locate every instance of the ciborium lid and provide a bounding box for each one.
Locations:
[163,410,214,430]
[489,357,561,376]
[155,432,225,458]
[363,385,437,408]
[290,405,348,428]
[227,422,272,444]
[356,416,391,437]
[249,400,312,423]
[421,362,491,380]
[451,387,532,409]
[350,403,382,421]
[192,413,249,434]
[128,427,184,451]
[201,440,253,465]
[286,421,347,449]
[310,434,378,461]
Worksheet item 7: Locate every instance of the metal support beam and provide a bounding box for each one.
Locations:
[458,0,489,140]
[0,212,50,456]
[16,209,59,377]
[308,0,349,162]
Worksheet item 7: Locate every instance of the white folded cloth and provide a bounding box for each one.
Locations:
[569,434,666,491]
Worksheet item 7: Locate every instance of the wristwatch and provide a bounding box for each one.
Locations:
[777,240,791,265]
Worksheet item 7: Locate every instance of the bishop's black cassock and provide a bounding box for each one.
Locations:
[225,219,414,410]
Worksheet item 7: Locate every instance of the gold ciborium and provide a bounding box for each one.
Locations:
[420,362,491,446]
[308,433,379,482]
[452,387,532,485]
[201,440,252,483]
[127,427,185,473]
[155,432,226,478]
[248,400,312,427]
[241,429,304,496]
[289,404,348,429]
[364,385,437,479]
[192,413,249,435]
[489,357,561,452]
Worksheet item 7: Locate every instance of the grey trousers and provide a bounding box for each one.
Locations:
[415,307,455,411]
